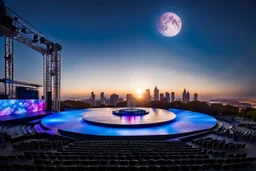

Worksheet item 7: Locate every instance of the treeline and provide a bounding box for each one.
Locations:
[133,101,240,116]
[60,100,92,111]
[60,100,256,121]
[60,100,116,111]
[117,100,256,120]
[244,108,256,121]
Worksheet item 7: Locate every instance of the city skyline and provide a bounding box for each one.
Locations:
[82,87,196,102]
[62,88,253,101]
[73,88,255,109]
[0,0,255,100]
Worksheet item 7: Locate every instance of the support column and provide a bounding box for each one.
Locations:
[43,47,52,111]
[51,47,61,111]
[43,53,47,110]
[4,37,14,98]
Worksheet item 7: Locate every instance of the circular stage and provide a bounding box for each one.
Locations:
[41,108,217,138]
[82,108,176,127]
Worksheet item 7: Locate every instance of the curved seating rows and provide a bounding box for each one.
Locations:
[0,140,254,171]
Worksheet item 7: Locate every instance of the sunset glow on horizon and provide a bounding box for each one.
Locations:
[136,89,143,98]
[0,0,255,100]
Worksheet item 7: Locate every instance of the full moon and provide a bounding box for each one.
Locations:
[157,12,182,37]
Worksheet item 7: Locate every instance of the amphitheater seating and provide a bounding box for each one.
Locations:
[0,123,36,138]
[12,140,68,149]
[237,120,256,130]
[191,137,246,149]
[0,140,255,170]
[215,125,256,142]
[235,131,256,141]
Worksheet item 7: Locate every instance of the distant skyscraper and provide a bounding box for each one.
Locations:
[165,92,170,103]
[143,89,151,103]
[187,92,190,102]
[171,92,175,102]
[194,93,198,101]
[182,89,187,103]
[154,87,159,101]
[160,93,164,102]
[96,100,101,106]
[106,98,110,105]
[91,92,96,106]
[110,94,119,106]
[100,92,105,105]
[182,89,191,103]
[126,94,136,107]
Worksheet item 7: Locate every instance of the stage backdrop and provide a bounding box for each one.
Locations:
[0,99,45,116]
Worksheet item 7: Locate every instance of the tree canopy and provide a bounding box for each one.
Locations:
[60,99,255,121]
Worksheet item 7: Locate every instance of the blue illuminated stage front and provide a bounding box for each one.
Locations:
[41,108,217,138]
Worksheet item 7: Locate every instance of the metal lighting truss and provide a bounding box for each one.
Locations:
[0,2,62,111]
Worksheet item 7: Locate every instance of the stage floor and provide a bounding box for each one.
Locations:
[0,111,55,122]
[82,108,176,127]
[41,108,217,137]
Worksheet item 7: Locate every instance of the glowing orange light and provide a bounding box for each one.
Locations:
[136,89,142,98]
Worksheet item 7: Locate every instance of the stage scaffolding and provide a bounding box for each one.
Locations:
[0,0,62,111]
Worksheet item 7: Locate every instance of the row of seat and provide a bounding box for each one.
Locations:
[70,142,187,147]
[237,123,256,130]
[192,137,246,149]
[216,127,256,142]
[0,124,26,134]
[25,151,206,156]
[72,140,185,143]
[32,157,256,166]
[13,144,63,149]
[2,139,254,171]
[227,153,247,158]
[59,149,202,153]
[21,154,210,160]
[0,162,253,171]
[66,146,194,149]
[12,140,69,149]
[233,130,256,141]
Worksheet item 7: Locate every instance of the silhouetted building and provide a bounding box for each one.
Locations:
[91,92,96,106]
[194,93,198,101]
[96,100,101,106]
[106,98,110,106]
[187,92,190,102]
[182,89,190,103]
[171,92,175,102]
[154,87,159,101]
[166,92,170,103]
[182,89,187,103]
[160,93,164,102]
[126,94,136,107]
[110,94,119,106]
[143,89,151,103]
[100,92,105,105]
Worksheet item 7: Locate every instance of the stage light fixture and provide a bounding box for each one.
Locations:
[21,28,26,34]
[40,37,46,44]
[33,34,38,43]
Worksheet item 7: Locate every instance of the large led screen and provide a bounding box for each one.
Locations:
[0,99,45,116]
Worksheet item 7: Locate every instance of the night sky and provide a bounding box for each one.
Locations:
[0,0,255,99]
